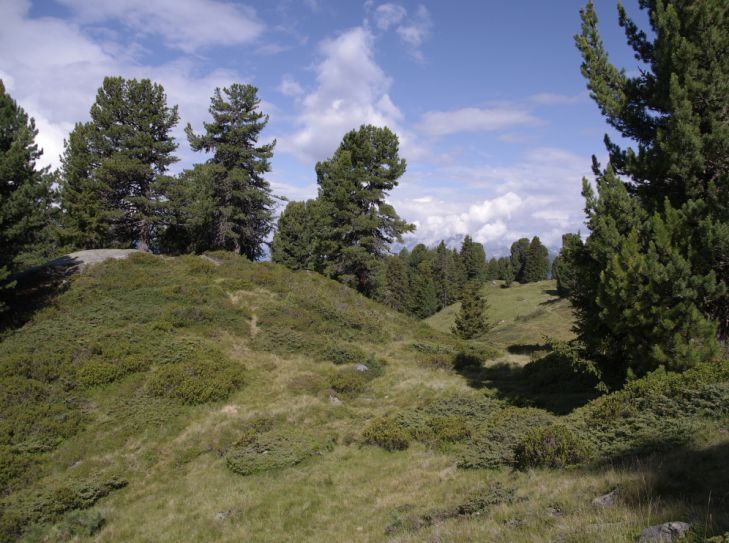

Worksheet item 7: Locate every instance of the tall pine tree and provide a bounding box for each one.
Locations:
[1,81,57,306]
[314,125,414,295]
[184,84,275,260]
[572,0,729,377]
[452,281,491,339]
[60,76,179,251]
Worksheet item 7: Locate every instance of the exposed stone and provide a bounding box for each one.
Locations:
[592,488,619,508]
[638,522,691,543]
[329,394,341,405]
[354,364,369,373]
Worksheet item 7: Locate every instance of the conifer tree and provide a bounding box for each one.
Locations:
[460,235,487,283]
[500,257,515,287]
[1,80,57,303]
[552,233,581,296]
[381,253,411,314]
[315,125,414,295]
[446,248,467,300]
[60,76,179,251]
[271,199,325,271]
[510,237,530,283]
[573,0,729,376]
[452,281,491,339]
[432,241,452,309]
[185,84,275,260]
[522,236,549,283]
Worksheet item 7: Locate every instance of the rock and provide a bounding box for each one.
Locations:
[329,394,341,405]
[592,488,619,508]
[638,522,691,542]
[354,364,369,373]
[214,509,238,521]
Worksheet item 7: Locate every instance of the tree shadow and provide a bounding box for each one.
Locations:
[452,355,598,415]
[506,343,551,356]
[543,288,560,297]
[0,255,83,333]
[593,440,729,537]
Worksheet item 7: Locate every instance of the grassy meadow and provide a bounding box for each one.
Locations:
[1,254,728,542]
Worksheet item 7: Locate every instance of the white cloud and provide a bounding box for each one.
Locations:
[279,26,413,162]
[419,107,541,137]
[374,3,406,30]
[56,0,265,53]
[395,5,432,61]
[0,1,254,169]
[278,74,304,97]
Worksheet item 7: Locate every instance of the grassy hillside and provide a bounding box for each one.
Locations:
[1,254,728,542]
[426,280,575,359]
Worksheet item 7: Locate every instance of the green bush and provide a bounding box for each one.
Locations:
[329,369,369,395]
[428,416,471,442]
[362,417,411,451]
[226,427,334,476]
[514,424,593,469]
[75,358,126,387]
[146,355,244,405]
[319,342,368,365]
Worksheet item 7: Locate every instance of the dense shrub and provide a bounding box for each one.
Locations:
[226,427,334,475]
[328,369,369,395]
[362,417,411,451]
[319,342,369,365]
[515,424,593,469]
[145,354,244,404]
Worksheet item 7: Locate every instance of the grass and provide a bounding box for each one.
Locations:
[1,254,728,542]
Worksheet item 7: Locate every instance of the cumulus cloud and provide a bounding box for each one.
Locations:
[279,26,412,162]
[0,0,254,169]
[56,0,265,53]
[419,107,541,137]
[391,147,592,254]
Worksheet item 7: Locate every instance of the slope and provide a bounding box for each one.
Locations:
[1,254,728,542]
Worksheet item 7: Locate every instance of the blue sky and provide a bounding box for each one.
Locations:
[0,0,648,255]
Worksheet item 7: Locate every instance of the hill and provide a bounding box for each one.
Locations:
[2,254,729,542]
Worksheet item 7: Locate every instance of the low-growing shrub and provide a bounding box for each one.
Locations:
[362,417,411,451]
[319,342,368,365]
[329,368,369,395]
[428,416,471,442]
[146,355,244,405]
[75,358,126,387]
[226,427,334,475]
[515,424,593,469]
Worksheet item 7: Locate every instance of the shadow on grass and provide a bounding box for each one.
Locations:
[506,343,551,356]
[0,256,83,333]
[454,357,598,415]
[596,439,729,537]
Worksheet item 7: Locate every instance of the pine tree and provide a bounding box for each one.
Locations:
[1,80,57,304]
[522,236,549,283]
[381,253,411,314]
[510,237,530,283]
[573,0,729,375]
[500,257,515,287]
[460,235,487,283]
[552,233,581,296]
[432,241,452,309]
[446,248,467,300]
[452,281,491,339]
[271,199,325,271]
[315,125,414,295]
[185,84,275,260]
[60,76,179,251]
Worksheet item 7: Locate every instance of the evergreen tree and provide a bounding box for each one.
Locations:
[452,281,491,339]
[185,84,275,260]
[446,247,467,300]
[271,199,326,271]
[485,257,500,280]
[315,125,414,295]
[60,76,179,251]
[158,165,217,254]
[573,0,729,376]
[1,80,57,304]
[552,233,581,296]
[460,235,487,283]
[381,253,411,314]
[522,236,549,282]
[432,241,452,309]
[510,237,530,283]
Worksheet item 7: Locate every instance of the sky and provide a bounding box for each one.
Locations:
[0,0,649,255]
